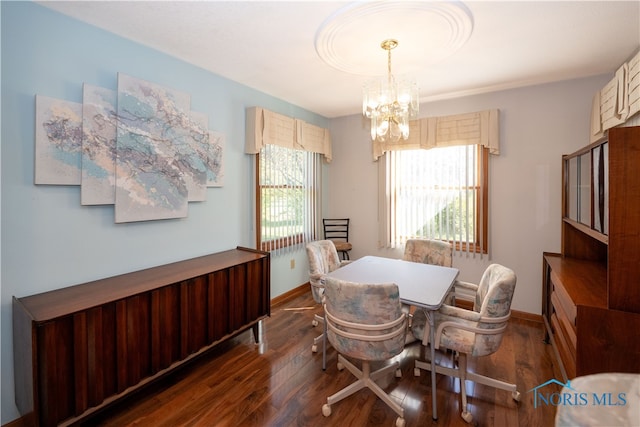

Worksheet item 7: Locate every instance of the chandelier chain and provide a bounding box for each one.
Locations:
[388,47,392,83]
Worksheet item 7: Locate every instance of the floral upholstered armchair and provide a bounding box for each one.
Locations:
[402,239,455,323]
[305,240,351,353]
[321,276,408,427]
[411,263,520,423]
[403,238,453,267]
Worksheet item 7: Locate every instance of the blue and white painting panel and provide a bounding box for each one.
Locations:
[81,84,117,205]
[207,130,225,187]
[34,95,83,185]
[184,111,209,201]
[115,73,191,223]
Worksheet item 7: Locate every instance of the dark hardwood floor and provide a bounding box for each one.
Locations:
[82,291,560,427]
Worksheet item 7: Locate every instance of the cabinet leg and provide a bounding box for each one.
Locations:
[252,321,261,345]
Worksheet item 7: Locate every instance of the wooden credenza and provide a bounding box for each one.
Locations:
[13,247,270,427]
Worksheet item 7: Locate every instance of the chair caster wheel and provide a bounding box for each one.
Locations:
[337,362,344,371]
[395,368,402,378]
[311,344,318,353]
[461,411,473,423]
[322,404,331,417]
[414,368,420,377]
[512,390,521,401]
[312,319,318,327]
[395,417,406,427]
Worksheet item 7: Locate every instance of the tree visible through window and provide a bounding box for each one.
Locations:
[387,145,488,254]
[257,144,319,254]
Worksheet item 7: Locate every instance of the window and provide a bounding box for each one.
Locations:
[385,145,488,254]
[257,144,320,254]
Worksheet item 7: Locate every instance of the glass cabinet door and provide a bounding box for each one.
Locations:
[593,143,609,234]
[567,157,578,222]
[578,152,591,227]
[565,142,608,236]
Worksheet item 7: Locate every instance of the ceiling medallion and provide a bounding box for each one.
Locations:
[315,1,474,76]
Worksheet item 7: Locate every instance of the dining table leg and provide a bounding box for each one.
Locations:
[427,309,438,420]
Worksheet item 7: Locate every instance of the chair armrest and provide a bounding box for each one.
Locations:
[324,305,408,342]
[309,273,325,282]
[453,280,478,292]
[309,274,325,293]
[452,280,478,304]
[433,311,512,349]
[438,304,481,322]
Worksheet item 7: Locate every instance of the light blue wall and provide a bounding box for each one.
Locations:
[1,3,327,423]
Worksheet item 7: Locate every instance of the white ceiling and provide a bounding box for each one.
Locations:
[39,1,640,118]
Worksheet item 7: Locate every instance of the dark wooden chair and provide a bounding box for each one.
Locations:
[323,218,352,260]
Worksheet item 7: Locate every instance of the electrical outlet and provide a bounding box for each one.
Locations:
[290,259,295,269]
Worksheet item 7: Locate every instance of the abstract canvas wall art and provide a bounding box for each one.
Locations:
[115,73,191,223]
[81,84,117,205]
[207,130,225,187]
[184,111,210,201]
[35,72,227,223]
[35,95,83,185]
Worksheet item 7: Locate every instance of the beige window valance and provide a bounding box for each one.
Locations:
[245,106,332,161]
[590,49,640,143]
[372,108,500,160]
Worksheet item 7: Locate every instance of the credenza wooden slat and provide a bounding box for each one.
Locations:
[86,306,105,407]
[72,312,89,415]
[210,270,230,342]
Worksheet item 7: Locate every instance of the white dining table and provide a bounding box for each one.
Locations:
[325,255,459,420]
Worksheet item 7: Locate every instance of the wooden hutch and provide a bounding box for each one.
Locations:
[542,126,640,380]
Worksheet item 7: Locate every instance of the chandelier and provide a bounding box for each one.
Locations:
[362,39,419,143]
